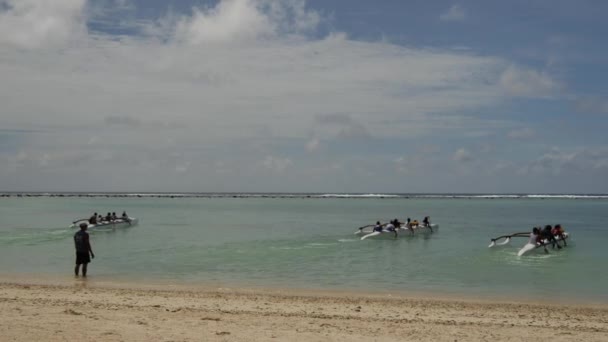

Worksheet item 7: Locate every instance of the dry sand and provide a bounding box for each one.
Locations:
[1,278,607,341]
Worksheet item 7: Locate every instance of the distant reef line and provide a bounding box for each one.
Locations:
[1,193,607,199]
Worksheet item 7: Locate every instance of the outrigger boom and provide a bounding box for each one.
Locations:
[488,232,529,248]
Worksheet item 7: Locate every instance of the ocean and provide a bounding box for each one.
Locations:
[1,193,607,302]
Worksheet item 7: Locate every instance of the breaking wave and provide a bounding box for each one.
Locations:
[1,192,607,199]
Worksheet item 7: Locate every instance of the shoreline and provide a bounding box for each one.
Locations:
[2,272,607,308]
[2,276,608,341]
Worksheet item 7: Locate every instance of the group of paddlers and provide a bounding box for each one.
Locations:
[88,211,129,225]
[529,224,567,252]
[373,216,433,234]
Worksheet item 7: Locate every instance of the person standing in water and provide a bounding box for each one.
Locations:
[74,223,95,277]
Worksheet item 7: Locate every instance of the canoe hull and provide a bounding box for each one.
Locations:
[517,233,569,256]
[70,218,138,230]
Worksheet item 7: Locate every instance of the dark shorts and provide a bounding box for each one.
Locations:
[76,251,90,264]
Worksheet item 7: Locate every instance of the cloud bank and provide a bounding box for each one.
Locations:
[0,0,597,193]
[0,0,86,48]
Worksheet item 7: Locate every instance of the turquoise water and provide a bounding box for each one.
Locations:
[1,195,607,302]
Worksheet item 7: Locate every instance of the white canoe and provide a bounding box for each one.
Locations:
[517,233,569,256]
[355,224,439,240]
[70,217,138,230]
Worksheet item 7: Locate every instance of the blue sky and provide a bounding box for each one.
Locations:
[1,0,607,193]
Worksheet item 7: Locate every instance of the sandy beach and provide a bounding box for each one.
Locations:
[1,278,607,341]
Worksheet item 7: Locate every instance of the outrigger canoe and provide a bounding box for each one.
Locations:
[70,217,138,230]
[488,232,569,256]
[355,224,439,240]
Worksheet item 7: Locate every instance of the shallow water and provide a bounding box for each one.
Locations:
[0,195,606,302]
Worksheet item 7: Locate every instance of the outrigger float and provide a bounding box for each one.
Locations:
[488,231,570,256]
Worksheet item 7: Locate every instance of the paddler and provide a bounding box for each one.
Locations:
[392,218,402,229]
[542,225,562,249]
[385,221,398,238]
[529,227,539,244]
[88,212,98,225]
[406,218,414,233]
[552,224,567,246]
[530,227,548,254]
[423,216,433,232]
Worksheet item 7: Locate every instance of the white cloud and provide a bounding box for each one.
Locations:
[463,131,493,138]
[440,4,466,22]
[313,114,371,140]
[479,143,494,154]
[416,145,440,154]
[170,0,320,45]
[0,0,86,49]
[104,115,141,127]
[175,161,191,173]
[575,97,608,114]
[507,127,535,139]
[535,148,576,171]
[393,156,409,173]
[499,65,559,98]
[261,155,293,173]
[174,0,273,44]
[305,138,320,153]
[518,147,608,176]
[16,151,28,163]
[453,148,473,163]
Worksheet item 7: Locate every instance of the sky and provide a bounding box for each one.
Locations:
[1,0,607,193]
